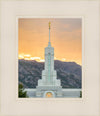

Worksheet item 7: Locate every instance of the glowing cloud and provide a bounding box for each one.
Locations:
[61,58,66,61]
[18,54,45,62]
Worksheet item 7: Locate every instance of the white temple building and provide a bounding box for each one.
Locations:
[36,22,62,98]
[25,22,81,98]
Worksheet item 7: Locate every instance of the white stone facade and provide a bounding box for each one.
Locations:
[36,43,62,97]
[25,89,81,98]
[37,44,61,86]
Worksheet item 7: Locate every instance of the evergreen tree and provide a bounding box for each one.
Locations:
[80,91,82,98]
[18,83,28,98]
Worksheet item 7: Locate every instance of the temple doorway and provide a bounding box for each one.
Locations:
[43,91,55,98]
[46,92,53,98]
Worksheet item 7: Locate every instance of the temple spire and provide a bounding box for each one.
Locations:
[48,22,51,46]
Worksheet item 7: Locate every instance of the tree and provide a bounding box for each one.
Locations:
[80,91,82,98]
[18,83,28,98]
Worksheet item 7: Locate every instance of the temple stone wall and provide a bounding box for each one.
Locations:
[25,89,81,98]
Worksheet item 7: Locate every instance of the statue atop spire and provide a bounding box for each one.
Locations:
[49,22,51,29]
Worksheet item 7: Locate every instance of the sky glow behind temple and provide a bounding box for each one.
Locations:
[18,18,82,65]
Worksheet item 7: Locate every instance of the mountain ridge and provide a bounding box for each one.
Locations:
[18,59,82,88]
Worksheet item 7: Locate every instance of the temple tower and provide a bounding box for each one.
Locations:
[36,22,62,98]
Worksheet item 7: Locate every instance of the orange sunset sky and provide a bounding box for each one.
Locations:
[18,18,82,65]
